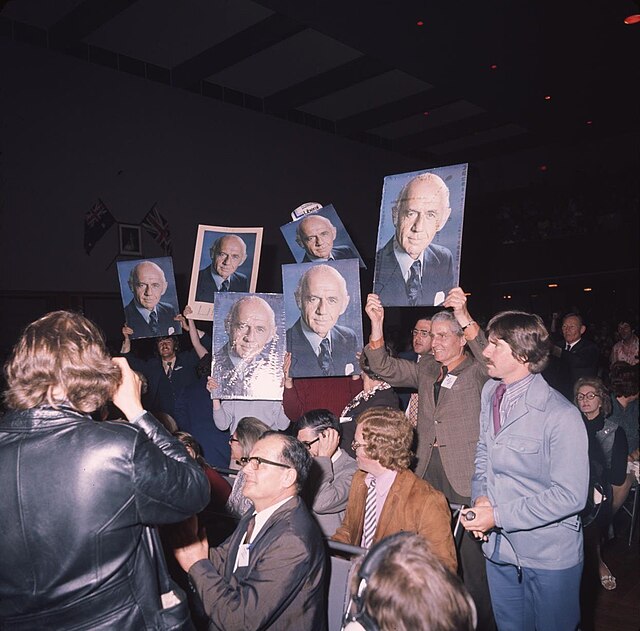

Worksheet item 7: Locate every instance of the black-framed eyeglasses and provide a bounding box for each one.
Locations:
[351,440,366,452]
[301,437,321,450]
[236,456,291,470]
[411,328,430,338]
[576,392,600,401]
[229,437,240,444]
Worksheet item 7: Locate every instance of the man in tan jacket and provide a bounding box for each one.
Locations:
[332,406,457,573]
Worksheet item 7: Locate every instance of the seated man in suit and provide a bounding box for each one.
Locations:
[213,295,282,399]
[195,234,249,302]
[296,408,358,537]
[374,172,455,307]
[173,433,327,631]
[296,214,356,262]
[124,261,179,338]
[286,264,359,378]
[332,406,457,573]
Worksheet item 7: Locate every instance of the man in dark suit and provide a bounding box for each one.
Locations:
[544,312,600,399]
[374,172,455,307]
[124,261,180,339]
[173,433,327,631]
[296,214,357,262]
[195,234,249,302]
[286,264,359,378]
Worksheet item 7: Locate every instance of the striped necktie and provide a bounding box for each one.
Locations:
[362,478,377,549]
[148,310,159,335]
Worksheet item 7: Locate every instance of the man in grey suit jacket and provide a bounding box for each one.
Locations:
[374,172,455,306]
[286,264,360,378]
[195,234,249,302]
[364,288,496,631]
[461,310,589,631]
[174,433,327,631]
[296,409,358,537]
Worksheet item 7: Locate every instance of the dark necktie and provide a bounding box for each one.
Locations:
[492,383,507,435]
[433,366,448,405]
[406,260,421,306]
[318,338,332,376]
[148,310,159,335]
[565,343,571,351]
[166,362,173,379]
[220,279,230,292]
[243,514,256,544]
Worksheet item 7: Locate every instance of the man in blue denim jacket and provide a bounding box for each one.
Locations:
[462,310,589,631]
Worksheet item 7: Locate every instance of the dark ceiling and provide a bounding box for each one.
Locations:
[2,0,639,167]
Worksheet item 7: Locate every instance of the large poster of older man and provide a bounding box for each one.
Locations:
[116,257,181,340]
[283,259,363,379]
[373,163,468,307]
[210,292,285,400]
[188,225,263,321]
[280,205,365,268]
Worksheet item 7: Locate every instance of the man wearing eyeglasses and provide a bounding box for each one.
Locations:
[397,318,432,411]
[363,288,497,631]
[296,409,358,537]
[173,432,327,630]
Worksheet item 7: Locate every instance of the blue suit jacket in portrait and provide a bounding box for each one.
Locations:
[301,244,357,263]
[286,318,359,378]
[374,237,455,307]
[195,265,249,302]
[124,300,179,339]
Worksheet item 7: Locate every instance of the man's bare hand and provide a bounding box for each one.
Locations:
[365,293,385,339]
[316,428,340,458]
[172,514,209,573]
[111,357,144,421]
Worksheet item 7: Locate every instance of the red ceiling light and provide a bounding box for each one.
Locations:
[586,120,593,125]
[490,64,498,70]
[544,95,551,101]
[423,111,430,116]
[623,14,640,24]
[539,165,548,172]
[416,20,424,26]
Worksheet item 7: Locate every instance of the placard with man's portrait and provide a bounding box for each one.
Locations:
[116,256,181,340]
[210,292,285,401]
[280,205,365,268]
[188,225,263,321]
[282,259,363,379]
[373,163,468,307]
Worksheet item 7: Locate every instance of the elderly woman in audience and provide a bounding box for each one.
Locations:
[339,351,400,457]
[574,377,628,591]
[225,416,271,517]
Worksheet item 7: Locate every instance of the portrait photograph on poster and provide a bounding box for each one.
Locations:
[280,204,366,268]
[187,225,263,321]
[116,256,181,340]
[373,162,468,307]
[282,259,363,379]
[210,292,285,401]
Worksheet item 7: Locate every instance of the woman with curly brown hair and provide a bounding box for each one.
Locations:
[0,310,209,629]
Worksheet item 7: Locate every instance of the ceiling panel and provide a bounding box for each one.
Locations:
[85,0,273,67]
[427,123,528,155]
[207,29,362,98]
[1,0,82,28]
[299,70,431,121]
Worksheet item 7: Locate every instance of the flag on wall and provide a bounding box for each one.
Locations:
[84,198,116,254]
[141,204,173,255]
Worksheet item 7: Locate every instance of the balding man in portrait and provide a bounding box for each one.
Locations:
[213,295,282,399]
[286,264,359,379]
[374,172,455,307]
[124,261,179,338]
[296,214,357,263]
[195,234,250,302]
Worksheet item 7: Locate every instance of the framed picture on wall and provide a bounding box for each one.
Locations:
[119,224,142,256]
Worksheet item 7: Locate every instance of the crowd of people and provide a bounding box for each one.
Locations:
[0,287,637,630]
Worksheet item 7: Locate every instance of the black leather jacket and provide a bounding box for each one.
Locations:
[0,406,210,630]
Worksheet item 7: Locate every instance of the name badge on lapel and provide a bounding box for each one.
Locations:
[441,374,458,389]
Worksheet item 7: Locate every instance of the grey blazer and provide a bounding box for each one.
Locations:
[365,332,489,498]
[188,496,327,630]
[472,373,589,570]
